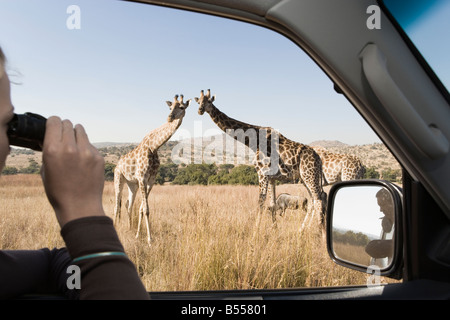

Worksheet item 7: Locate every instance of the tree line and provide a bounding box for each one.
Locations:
[3,159,402,185]
[364,166,402,182]
[105,162,259,185]
[4,145,401,184]
[333,230,370,247]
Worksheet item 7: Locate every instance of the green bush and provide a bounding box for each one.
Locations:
[104,162,116,181]
[364,166,380,179]
[19,159,40,174]
[2,166,18,175]
[226,165,258,185]
[172,163,258,186]
[173,163,217,185]
[381,168,401,183]
[156,163,179,185]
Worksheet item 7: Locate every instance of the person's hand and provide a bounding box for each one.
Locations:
[41,116,106,228]
[365,239,394,259]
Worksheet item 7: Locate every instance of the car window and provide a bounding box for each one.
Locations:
[0,0,402,291]
[382,0,450,92]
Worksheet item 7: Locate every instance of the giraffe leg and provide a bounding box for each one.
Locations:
[126,182,138,229]
[136,197,151,244]
[144,213,151,245]
[136,181,153,245]
[136,201,147,241]
[267,179,277,223]
[303,191,327,233]
[299,152,326,233]
[299,197,316,232]
[113,170,124,224]
[319,191,328,233]
[135,182,146,240]
[252,174,268,239]
[258,175,269,214]
[298,176,314,232]
[300,211,310,232]
[143,180,155,245]
[136,204,142,239]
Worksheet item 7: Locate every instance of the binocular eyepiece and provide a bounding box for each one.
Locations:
[7,112,47,151]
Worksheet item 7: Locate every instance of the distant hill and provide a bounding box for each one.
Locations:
[92,142,136,148]
[310,141,401,174]
[5,137,401,177]
[309,140,349,149]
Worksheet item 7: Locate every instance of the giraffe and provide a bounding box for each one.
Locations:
[312,146,366,185]
[195,89,326,231]
[113,94,190,244]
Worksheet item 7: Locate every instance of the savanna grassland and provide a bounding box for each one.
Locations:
[0,174,389,291]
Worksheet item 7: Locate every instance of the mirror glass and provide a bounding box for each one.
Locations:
[331,185,395,270]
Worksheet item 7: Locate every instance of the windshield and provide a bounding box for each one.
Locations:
[0,0,402,293]
[382,0,450,92]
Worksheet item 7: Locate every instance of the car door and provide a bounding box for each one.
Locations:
[136,0,450,300]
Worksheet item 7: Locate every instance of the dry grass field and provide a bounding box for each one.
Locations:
[1,174,395,291]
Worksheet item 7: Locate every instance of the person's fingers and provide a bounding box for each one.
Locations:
[61,119,76,146]
[43,116,63,148]
[74,123,90,148]
[75,123,100,159]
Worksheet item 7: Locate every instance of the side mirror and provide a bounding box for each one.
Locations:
[326,180,402,278]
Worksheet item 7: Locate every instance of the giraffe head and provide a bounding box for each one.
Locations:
[195,89,215,115]
[166,94,190,122]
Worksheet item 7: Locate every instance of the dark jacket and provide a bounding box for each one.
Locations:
[0,216,149,300]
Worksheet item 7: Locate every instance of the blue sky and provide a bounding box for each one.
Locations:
[1,0,444,146]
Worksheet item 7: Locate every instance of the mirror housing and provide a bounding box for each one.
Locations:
[326,180,403,279]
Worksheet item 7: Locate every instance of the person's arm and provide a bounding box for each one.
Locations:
[0,248,74,299]
[61,216,149,299]
[41,117,148,299]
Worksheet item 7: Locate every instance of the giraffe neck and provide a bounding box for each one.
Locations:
[142,118,182,152]
[205,103,285,152]
[206,104,261,132]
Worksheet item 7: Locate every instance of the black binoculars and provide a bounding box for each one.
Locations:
[7,113,47,151]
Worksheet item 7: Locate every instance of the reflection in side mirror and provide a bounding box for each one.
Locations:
[327,180,402,275]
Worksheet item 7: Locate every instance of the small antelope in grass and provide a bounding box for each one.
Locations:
[276,193,308,216]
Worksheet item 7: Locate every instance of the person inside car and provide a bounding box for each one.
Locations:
[0,46,149,299]
[365,188,395,260]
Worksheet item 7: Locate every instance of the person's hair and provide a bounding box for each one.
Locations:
[376,188,392,209]
[0,46,5,79]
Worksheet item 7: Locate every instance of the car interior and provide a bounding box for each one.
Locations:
[142,0,450,300]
